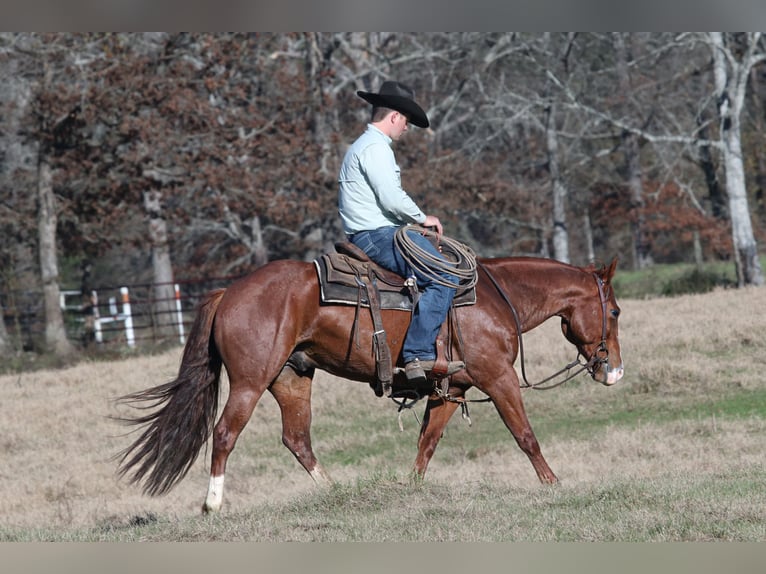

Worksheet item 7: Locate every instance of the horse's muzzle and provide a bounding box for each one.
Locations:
[600,362,624,386]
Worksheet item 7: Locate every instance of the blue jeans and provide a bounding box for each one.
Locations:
[350,226,457,363]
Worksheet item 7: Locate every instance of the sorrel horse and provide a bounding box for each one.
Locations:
[116,255,624,513]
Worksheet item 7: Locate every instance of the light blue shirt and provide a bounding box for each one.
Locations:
[338,124,426,235]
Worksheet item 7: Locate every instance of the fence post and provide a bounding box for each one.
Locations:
[174,283,185,345]
[121,287,135,347]
[92,290,103,344]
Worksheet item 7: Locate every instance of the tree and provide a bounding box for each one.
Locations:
[709,32,765,286]
[11,35,81,356]
[36,121,75,356]
[614,32,653,270]
[0,33,37,352]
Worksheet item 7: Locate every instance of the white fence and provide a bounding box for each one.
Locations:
[4,276,235,351]
[59,283,190,347]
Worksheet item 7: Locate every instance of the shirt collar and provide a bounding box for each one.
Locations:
[366,123,392,144]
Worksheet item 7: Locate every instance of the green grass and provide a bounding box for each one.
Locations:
[610,256,766,299]
[612,260,736,299]
[527,385,766,442]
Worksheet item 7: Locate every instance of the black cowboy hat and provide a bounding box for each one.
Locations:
[357,81,429,128]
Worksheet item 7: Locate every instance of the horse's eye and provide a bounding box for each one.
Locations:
[610,309,620,318]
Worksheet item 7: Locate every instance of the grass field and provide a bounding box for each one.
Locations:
[1,284,764,541]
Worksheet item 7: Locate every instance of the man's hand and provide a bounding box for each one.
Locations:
[422,214,443,237]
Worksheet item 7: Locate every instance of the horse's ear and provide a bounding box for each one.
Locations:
[603,257,618,283]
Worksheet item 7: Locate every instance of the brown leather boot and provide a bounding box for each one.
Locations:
[405,358,465,384]
[418,359,465,376]
[404,359,427,385]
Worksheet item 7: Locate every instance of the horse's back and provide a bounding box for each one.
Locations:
[214,260,320,349]
[221,259,318,300]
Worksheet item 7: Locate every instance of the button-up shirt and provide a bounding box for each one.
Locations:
[338,124,426,235]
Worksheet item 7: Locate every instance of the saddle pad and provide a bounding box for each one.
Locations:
[314,253,476,310]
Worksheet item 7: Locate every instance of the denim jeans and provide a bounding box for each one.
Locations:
[350,226,457,363]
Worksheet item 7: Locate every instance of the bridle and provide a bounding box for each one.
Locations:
[478,262,611,391]
[585,274,611,374]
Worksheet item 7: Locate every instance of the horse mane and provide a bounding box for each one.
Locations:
[583,260,607,274]
[482,255,618,286]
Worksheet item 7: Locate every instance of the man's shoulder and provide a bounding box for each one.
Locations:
[355,125,390,144]
[347,134,391,161]
[360,127,392,147]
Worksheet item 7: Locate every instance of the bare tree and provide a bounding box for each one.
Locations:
[546,98,570,263]
[35,86,79,356]
[709,32,765,286]
[0,34,35,353]
[542,33,580,263]
[36,149,73,355]
[614,32,653,270]
[25,38,83,356]
[141,184,177,338]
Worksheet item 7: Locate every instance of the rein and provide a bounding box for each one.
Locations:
[477,261,610,391]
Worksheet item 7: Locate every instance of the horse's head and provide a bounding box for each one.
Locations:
[560,258,624,386]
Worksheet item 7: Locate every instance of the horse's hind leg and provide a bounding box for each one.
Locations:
[268,366,332,485]
[203,376,268,514]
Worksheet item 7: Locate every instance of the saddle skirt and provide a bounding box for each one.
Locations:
[314,241,476,310]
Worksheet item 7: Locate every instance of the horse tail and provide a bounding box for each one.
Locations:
[115,288,226,496]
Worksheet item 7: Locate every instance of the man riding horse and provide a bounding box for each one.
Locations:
[338,80,465,386]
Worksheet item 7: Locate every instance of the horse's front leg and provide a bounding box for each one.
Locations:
[487,370,558,484]
[412,392,461,478]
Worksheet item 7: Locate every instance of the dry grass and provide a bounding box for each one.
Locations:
[1,286,764,538]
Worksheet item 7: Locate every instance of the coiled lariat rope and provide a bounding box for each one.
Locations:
[393,225,478,288]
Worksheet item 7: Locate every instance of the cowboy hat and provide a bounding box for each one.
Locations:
[357,81,429,128]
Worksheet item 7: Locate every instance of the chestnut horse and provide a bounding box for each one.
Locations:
[116,255,624,513]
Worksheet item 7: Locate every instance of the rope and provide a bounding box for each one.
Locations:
[393,225,478,289]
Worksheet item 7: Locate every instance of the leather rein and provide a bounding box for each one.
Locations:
[477,261,611,391]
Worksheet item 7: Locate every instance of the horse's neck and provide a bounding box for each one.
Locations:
[484,258,583,332]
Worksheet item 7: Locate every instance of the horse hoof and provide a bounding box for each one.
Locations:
[202,502,220,514]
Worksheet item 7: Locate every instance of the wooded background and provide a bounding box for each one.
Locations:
[1,32,765,355]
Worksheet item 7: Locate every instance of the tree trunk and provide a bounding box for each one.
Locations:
[693,230,704,267]
[546,101,570,263]
[710,33,764,286]
[748,65,766,220]
[624,129,653,271]
[37,153,74,356]
[721,125,763,286]
[0,298,9,353]
[614,32,653,270]
[143,190,177,338]
[582,208,596,263]
[695,114,727,220]
[250,215,268,267]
